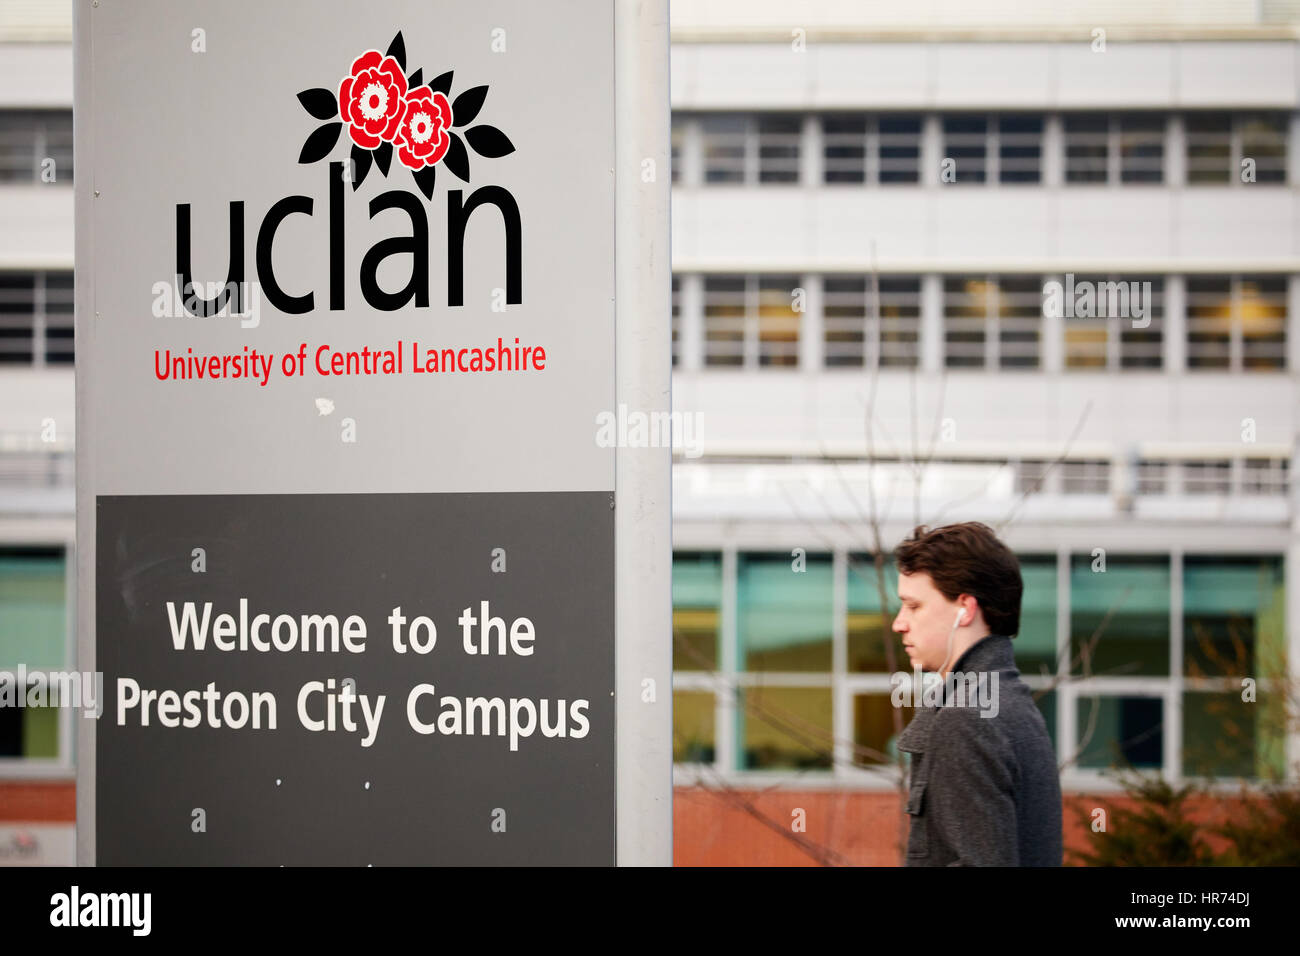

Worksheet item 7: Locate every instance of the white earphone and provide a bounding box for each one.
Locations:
[937,605,964,677]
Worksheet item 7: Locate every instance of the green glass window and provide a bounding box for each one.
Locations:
[0,548,67,759]
[1070,554,1170,676]
[852,693,913,768]
[846,554,897,673]
[1183,556,1284,679]
[737,686,832,770]
[672,690,715,764]
[737,552,832,672]
[1075,694,1163,770]
[672,551,721,672]
[1016,555,1058,676]
[1183,690,1285,780]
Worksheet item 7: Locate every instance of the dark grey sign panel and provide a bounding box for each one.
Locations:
[96,492,614,865]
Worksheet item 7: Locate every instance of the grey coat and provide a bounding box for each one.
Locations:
[897,633,1063,866]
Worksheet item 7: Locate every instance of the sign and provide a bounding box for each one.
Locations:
[76,0,670,865]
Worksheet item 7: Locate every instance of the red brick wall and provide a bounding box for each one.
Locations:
[0,780,1257,864]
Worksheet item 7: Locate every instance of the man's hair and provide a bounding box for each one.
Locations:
[894,522,1023,637]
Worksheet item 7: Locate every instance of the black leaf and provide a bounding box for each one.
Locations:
[374,141,392,177]
[429,70,453,95]
[350,144,373,190]
[297,88,337,120]
[385,31,406,70]
[412,165,437,201]
[452,85,488,127]
[465,125,515,158]
[407,68,422,88]
[298,122,342,164]
[443,132,471,182]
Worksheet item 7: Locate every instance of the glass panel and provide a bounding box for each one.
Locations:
[1064,114,1108,183]
[738,686,832,769]
[673,551,721,672]
[670,275,680,367]
[822,114,866,184]
[703,275,745,367]
[1119,275,1164,369]
[942,115,987,183]
[998,114,1042,183]
[1185,276,1232,369]
[846,554,898,673]
[944,276,990,367]
[672,690,715,764]
[1183,556,1284,680]
[1239,275,1286,371]
[701,114,747,184]
[823,276,866,366]
[1185,112,1231,184]
[1183,691,1285,780]
[1239,113,1287,184]
[757,274,800,367]
[877,277,921,367]
[878,114,921,184]
[0,272,36,365]
[1070,554,1170,677]
[1119,115,1164,183]
[852,693,913,767]
[1075,695,1163,769]
[738,552,832,671]
[757,115,801,184]
[0,549,67,671]
[1016,555,1058,676]
[996,276,1042,369]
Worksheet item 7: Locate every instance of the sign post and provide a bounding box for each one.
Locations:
[74,0,670,865]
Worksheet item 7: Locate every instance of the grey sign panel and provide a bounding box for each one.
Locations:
[74,0,655,866]
[96,492,614,865]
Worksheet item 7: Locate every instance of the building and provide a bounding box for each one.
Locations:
[1,0,1298,865]
[667,0,1300,864]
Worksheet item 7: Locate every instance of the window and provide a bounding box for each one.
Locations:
[1183,460,1231,495]
[1135,459,1169,495]
[1070,554,1170,677]
[943,275,1041,369]
[1185,112,1287,185]
[1183,555,1283,679]
[1059,275,1165,370]
[1242,458,1288,495]
[1119,114,1164,183]
[673,552,721,672]
[738,552,832,672]
[670,275,681,367]
[998,114,1042,183]
[670,117,682,185]
[942,115,987,183]
[1017,556,1059,675]
[0,110,73,184]
[736,552,833,770]
[822,276,921,368]
[700,113,801,185]
[821,113,922,184]
[1186,275,1287,371]
[0,271,74,366]
[0,548,69,763]
[1064,113,1165,184]
[1064,114,1109,183]
[846,554,897,673]
[1075,695,1164,770]
[1061,459,1110,494]
[702,274,801,368]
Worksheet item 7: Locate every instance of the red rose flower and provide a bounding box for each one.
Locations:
[338,50,408,149]
[396,87,453,170]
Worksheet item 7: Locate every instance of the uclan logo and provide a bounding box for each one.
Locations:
[175,31,521,317]
[174,163,521,315]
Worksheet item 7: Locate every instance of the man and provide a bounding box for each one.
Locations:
[892,522,1062,866]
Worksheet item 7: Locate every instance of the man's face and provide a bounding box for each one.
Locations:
[893,570,962,672]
